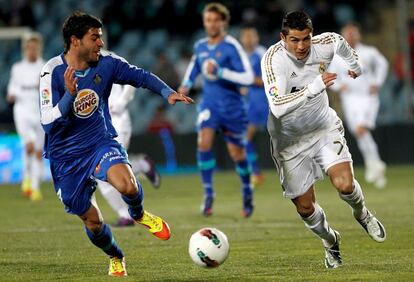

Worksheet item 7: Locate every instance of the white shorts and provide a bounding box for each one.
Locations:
[271,128,353,199]
[341,95,379,134]
[13,111,44,150]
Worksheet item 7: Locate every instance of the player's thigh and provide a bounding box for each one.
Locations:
[314,128,353,174]
[93,142,136,195]
[106,163,138,195]
[198,127,216,150]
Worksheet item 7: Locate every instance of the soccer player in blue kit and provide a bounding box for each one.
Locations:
[179,3,255,217]
[39,12,193,277]
[239,25,268,187]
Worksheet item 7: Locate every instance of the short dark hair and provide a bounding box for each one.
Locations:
[62,11,102,53]
[203,2,230,23]
[281,11,313,36]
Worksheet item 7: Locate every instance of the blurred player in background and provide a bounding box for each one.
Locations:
[96,84,161,227]
[179,3,255,217]
[329,23,388,189]
[7,32,45,201]
[262,11,386,269]
[40,11,192,277]
[239,25,268,188]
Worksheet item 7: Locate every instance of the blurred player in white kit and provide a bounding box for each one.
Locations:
[96,84,161,226]
[329,23,388,188]
[7,32,45,201]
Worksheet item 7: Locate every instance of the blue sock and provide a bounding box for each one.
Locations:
[246,141,260,175]
[121,182,144,220]
[236,159,252,199]
[85,223,124,258]
[197,150,215,198]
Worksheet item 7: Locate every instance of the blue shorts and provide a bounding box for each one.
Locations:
[248,103,269,128]
[50,139,129,216]
[197,105,247,147]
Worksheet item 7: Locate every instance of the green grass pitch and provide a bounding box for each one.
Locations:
[0,165,413,281]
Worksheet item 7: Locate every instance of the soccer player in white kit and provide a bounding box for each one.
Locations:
[97,84,161,226]
[7,32,45,201]
[329,23,388,189]
[261,11,386,268]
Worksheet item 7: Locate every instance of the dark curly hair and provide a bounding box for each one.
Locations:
[281,11,313,36]
[62,11,102,53]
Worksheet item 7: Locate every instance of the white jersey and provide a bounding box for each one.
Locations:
[7,58,45,147]
[7,58,45,118]
[109,84,135,147]
[261,32,362,159]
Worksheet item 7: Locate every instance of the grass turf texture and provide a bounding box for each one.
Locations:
[0,165,413,281]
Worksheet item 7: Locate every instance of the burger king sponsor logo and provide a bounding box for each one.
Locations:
[73,89,99,118]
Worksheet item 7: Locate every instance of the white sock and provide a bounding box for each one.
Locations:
[302,203,337,247]
[339,179,367,220]
[96,180,131,219]
[22,150,31,183]
[356,131,381,165]
[30,155,42,192]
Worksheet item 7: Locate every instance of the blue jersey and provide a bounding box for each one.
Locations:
[182,35,253,112]
[39,51,173,161]
[246,46,268,127]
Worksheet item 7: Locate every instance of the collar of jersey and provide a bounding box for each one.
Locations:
[74,68,91,77]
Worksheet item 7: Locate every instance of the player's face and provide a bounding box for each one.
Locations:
[24,40,41,62]
[203,11,225,39]
[342,25,360,48]
[281,28,312,60]
[240,28,259,51]
[79,27,104,63]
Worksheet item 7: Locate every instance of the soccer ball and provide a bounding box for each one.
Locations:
[188,227,229,268]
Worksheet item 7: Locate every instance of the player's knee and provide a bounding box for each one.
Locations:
[26,143,35,154]
[85,219,103,234]
[332,175,354,194]
[296,202,315,218]
[228,147,245,161]
[198,141,211,151]
[116,178,137,197]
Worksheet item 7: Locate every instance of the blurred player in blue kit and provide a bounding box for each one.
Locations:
[39,11,193,277]
[239,25,268,187]
[179,3,255,217]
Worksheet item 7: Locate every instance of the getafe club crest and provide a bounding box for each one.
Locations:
[319,62,326,74]
[73,89,99,118]
[93,74,102,84]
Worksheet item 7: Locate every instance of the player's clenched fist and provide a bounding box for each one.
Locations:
[321,72,337,88]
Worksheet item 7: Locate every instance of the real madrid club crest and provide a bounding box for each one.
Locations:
[319,62,326,74]
[73,89,99,118]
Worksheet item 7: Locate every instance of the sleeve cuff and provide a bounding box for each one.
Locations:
[58,91,75,116]
[161,88,174,99]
